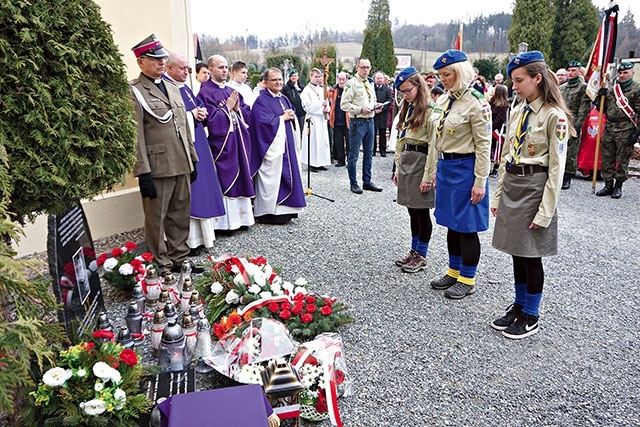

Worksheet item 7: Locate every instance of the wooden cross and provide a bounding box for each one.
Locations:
[315,48,335,119]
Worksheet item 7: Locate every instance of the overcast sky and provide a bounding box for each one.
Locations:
[191,0,638,40]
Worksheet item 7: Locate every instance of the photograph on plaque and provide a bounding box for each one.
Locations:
[72,247,91,306]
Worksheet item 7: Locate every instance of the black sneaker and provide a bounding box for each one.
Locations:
[430,274,457,290]
[502,313,539,339]
[491,304,523,331]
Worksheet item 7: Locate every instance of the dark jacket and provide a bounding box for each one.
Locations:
[374,84,393,129]
[282,80,306,118]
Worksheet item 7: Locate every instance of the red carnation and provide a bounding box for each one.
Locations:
[268,302,280,313]
[82,247,96,259]
[82,341,95,351]
[97,253,108,267]
[305,295,316,304]
[293,293,305,302]
[321,305,333,316]
[301,313,313,323]
[111,247,124,257]
[63,262,76,279]
[305,356,318,366]
[124,241,138,251]
[306,304,317,313]
[335,369,345,384]
[140,252,154,262]
[279,309,292,320]
[291,303,304,315]
[119,348,138,366]
[93,330,115,340]
[250,256,267,266]
[280,301,292,311]
[316,399,328,413]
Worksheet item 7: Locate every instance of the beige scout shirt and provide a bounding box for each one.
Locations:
[394,102,438,182]
[491,96,568,228]
[340,75,376,119]
[434,88,492,188]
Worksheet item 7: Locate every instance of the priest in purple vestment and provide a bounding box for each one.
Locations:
[250,67,306,224]
[164,52,225,252]
[197,54,255,232]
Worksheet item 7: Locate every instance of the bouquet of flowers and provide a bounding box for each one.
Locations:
[30,334,151,426]
[97,241,156,292]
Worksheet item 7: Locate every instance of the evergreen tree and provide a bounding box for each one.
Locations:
[551,0,599,71]
[360,0,397,77]
[0,0,137,223]
[617,7,639,59]
[508,0,555,59]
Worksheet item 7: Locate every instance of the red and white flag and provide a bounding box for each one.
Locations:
[585,2,619,101]
[454,23,463,50]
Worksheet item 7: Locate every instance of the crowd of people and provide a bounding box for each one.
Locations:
[129,34,638,340]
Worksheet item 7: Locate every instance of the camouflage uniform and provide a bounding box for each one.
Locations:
[600,79,640,184]
[559,78,590,176]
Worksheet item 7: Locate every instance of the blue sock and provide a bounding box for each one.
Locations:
[523,292,542,317]
[411,236,419,251]
[458,264,477,286]
[514,283,527,307]
[416,240,429,257]
[448,255,462,271]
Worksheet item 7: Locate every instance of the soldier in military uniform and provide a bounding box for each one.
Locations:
[596,62,640,199]
[490,51,570,339]
[559,60,591,189]
[428,50,492,300]
[130,35,199,274]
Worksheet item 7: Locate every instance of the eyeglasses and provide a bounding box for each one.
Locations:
[268,78,283,82]
[398,85,417,95]
[358,65,371,69]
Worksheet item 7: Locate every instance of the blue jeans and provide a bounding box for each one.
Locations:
[347,118,374,185]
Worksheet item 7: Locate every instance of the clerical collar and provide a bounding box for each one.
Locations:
[163,74,185,88]
[213,80,226,88]
[568,77,581,85]
[143,74,164,84]
[268,89,282,97]
[620,79,633,90]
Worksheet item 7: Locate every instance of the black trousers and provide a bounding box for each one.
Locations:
[375,127,387,155]
[333,125,349,164]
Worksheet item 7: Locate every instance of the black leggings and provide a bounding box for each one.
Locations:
[512,255,544,294]
[447,229,480,266]
[408,208,432,242]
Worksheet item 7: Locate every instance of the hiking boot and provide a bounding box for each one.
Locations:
[502,312,539,339]
[395,250,416,267]
[595,180,613,197]
[401,253,427,273]
[561,173,572,190]
[444,281,476,299]
[611,180,622,199]
[430,274,457,290]
[491,304,523,331]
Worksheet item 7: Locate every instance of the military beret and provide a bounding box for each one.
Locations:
[507,50,545,78]
[567,60,582,69]
[289,68,299,77]
[618,62,634,72]
[394,67,418,89]
[424,73,436,79]
[433,50,467,70]
[132,34,168,58]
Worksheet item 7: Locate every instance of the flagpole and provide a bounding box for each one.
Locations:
[592,91,606,192]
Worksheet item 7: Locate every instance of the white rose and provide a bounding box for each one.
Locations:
[253,272,267,287]
[270,283,283,295]
[248,284,261,294]
[210,281,224,294]
[259,291,273,299]
[118,263,134,276]
[282,281,294,293]
[94,381,104,392]
[103,258,118,272]
[233,274,245,286]
[76,368,87,378]
[263,264,273,277]
[230,264,240,274]
[114,388,127,410]
[225,290,240,304]
[270,275,281,286]
[294,277,307,286]
[42,367,72,387]
[245,263,261,277]
[294,286,307,295]
[83,399,107,416]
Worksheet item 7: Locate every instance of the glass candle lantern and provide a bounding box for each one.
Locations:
[159,320,188,372]
[181,313,197,364]
[117,326,134,350]
[180,277,194,312]
[125,300,143,342]
[131,282,146,315]
[151,308,168,351]
[194,317,215,373]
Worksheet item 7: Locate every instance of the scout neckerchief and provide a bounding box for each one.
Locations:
[398,103,415,142]
[435,95,456,140]
[613,82,638,127]
[362,76,374,104]
[510,105,532,165]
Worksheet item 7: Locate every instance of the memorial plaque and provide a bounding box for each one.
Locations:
[47,202,105,337]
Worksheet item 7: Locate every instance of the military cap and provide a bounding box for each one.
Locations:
[424,73,436,79]
[618,62,634,72]
[507,50,545,78]
[395,67,419,89]
[289,68,299,77]
[433,50,467,70]
[132,34,168,58]
[567,60,582,69]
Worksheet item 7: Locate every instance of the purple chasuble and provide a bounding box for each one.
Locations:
[250,90,306,208]
[163,76,226,218]
[196,80,255,198]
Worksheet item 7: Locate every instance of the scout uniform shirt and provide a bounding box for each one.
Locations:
[394,102,438,183]
[491,96,568,228]
[340,75,376,119]
[434,88,492,188]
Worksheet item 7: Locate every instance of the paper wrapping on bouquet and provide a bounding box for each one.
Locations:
[204,318,298,383]
[577,108,605,174]
[291,333,352,427]
[209,254,280,287]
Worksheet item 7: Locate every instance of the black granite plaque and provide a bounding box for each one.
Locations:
[47,202,105,337]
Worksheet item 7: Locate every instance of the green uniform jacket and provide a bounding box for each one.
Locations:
[604,80,640,132]
[560,79,590,133]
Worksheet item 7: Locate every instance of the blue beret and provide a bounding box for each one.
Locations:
[433,50,467,70]
[507,51,545,78]
[394,67,418,89]
[618,62,634,72]
[567,60,581,69]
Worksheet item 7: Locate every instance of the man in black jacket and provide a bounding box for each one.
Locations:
[373,71,393,156]
[282,69,306,137]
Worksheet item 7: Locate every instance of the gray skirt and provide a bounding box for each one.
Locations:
[397,150,435,209]
[492,170,558,257]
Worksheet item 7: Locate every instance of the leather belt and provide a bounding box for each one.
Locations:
[404,144,428,154]
[351,116,372,121]
[438,152,474,160]
[506,163,548,176]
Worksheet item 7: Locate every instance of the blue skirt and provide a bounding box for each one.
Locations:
[434,156,489,233]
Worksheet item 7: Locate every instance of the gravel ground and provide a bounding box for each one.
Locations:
[94,155,639,427]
